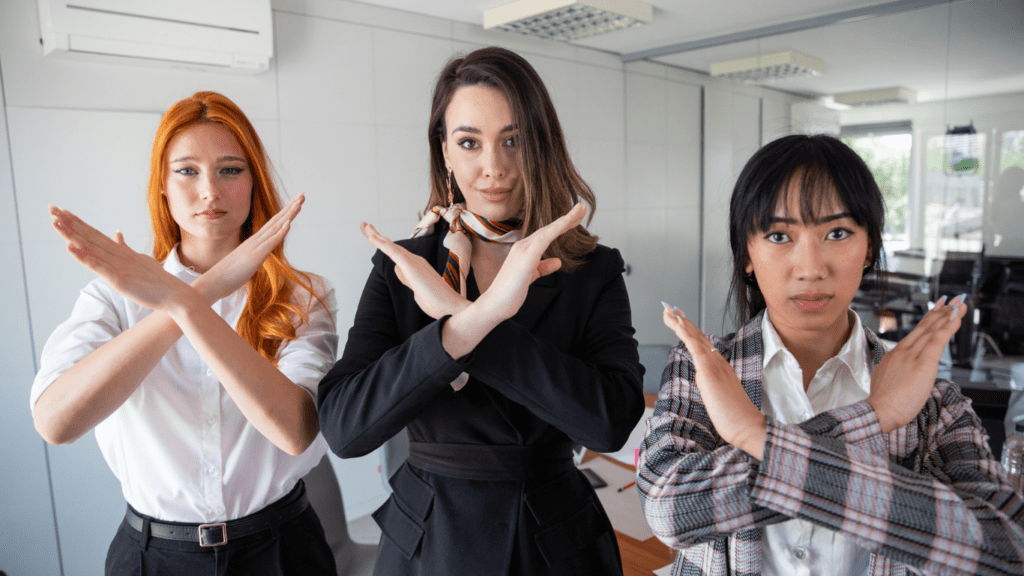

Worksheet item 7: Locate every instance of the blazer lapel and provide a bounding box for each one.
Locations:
[509,273,559,333]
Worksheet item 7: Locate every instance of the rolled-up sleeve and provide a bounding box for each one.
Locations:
[30,279,126,413]
[275,277,339,402]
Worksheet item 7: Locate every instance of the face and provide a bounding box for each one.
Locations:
[442,85,524,222]
[745,177,871,337]
[164,123,252,254]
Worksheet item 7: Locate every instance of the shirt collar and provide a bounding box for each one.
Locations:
[761,308,872,395]
[163,245,201,281]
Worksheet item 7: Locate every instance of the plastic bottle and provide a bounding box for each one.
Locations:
[1001,421,1024,494]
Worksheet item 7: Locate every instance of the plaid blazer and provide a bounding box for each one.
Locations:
[637,311,1024,576]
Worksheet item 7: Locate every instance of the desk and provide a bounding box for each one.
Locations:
[584,394,675,576]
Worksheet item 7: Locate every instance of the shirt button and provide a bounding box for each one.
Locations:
[207,466,217,476]
[206,369,214,377]
[207,418,217,427]
[801,412,812,420]
[794,546,807,560]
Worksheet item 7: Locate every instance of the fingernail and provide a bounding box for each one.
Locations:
[934,295,947,308]
[674,306,686,319]
[952,293,967,306]
[950,304,960,321]
[661,301,672,313]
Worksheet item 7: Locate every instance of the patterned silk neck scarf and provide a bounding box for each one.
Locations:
[411,203,524,296]
[410,203,523,391]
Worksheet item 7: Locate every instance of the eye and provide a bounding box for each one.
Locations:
[765,231,789,244]
[827,228,852,240]
[458,138,478,150]
[503,135,516,147]
[173,167,197,176]
[221,166,244,176]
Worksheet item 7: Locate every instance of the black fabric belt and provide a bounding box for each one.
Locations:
[124,481,308,547]
[407,441,576,481]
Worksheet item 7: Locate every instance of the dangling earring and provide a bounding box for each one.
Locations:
[446,167,455,206]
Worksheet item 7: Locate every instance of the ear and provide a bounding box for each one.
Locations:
[744,260,754,275]
[441,140,450,169]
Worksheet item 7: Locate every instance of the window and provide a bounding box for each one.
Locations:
[841,123,912,254]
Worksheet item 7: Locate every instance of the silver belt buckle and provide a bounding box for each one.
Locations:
[198,522,228,547]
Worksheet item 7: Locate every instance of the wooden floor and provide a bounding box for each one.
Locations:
[617,529,675,576]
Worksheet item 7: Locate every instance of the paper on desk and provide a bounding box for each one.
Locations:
[602,407,655,465]
[579,457,654,541]
[653,562,674,575]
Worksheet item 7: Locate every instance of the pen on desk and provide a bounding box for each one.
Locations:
[617,480,636,492]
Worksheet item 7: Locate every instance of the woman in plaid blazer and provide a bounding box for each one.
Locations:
[638,134,1024,575]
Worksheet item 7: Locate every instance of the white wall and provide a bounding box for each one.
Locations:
[0,0,793,572]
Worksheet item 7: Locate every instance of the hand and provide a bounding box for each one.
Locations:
[50,205,192,311]
[361,221,470,319]
[476,203,587,322]
[199,194,304,302]
[662,302,767,459]
[867,295,967,433]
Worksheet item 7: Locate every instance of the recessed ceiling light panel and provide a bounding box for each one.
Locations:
[484,0,652,42]
[710,50,825,82]
[833,86,917,106]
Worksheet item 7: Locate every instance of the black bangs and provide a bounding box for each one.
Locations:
[727,134,886,326]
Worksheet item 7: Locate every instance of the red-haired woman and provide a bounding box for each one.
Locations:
[31,91,338,575]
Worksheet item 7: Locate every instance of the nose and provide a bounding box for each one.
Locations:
[482,144,508,179]
[793,237,828,280]
[198,172,217,200]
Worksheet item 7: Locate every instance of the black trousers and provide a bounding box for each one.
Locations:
[105,486,336,576]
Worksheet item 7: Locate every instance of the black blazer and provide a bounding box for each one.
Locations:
[317,229,645,575]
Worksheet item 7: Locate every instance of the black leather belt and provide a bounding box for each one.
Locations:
[124,482,308,547]
[407,441,576,481]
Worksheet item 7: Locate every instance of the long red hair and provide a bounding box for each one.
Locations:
[147,91,325,363]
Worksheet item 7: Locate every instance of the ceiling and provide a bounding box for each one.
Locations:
[349,0,1024,103]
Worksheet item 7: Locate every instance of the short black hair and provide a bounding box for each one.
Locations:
[728,134,885,327]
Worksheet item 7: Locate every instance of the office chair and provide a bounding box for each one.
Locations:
[303,455,378,576]
[638,344,672,394]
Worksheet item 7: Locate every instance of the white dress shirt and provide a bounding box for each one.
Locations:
[31,248,338,523]
[759,310,892,576]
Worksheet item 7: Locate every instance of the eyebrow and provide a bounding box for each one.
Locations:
[450,124,515,136]
[769,211,853,225]
[170,155,247,164]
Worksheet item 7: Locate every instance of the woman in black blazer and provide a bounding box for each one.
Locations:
[317,46,645,575]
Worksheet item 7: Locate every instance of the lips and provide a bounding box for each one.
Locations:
[198,209,226,219]
[792,294,831,312]
[477,188,511,201]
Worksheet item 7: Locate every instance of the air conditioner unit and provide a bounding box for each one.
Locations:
[37,0,274,74]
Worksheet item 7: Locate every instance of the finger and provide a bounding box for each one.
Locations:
[900,297,965,358]
[527,203,588,246]
[115,230,126,246]
[66,244,120,280]
[662,308,687,341]
[255,194,303,241]
[534,258,562,279]
[361,222,412,265]
[664,306,713,358]
[51,207,121,259]
[897,296,953,350]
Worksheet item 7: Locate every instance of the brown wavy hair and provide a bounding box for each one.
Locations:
[426,47,597,272]
[147,91,326,363]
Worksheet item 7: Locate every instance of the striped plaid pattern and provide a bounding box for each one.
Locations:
[411,204,523,296]
[638,311,1024,575]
